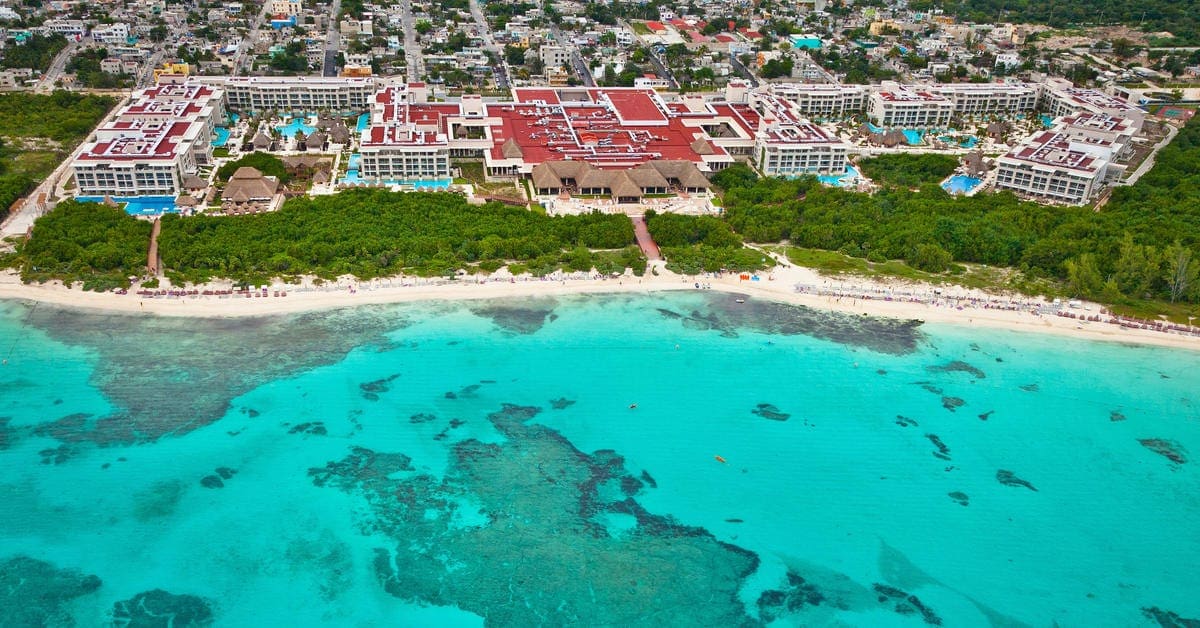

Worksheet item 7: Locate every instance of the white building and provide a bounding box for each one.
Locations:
[91,23,130,44]
[42,19,86,37]
[539,45,571,70]
[71,83,225,198]
[928,82,1039,115]
[770,83,867,117]
[736,89,848,176]
[995,130,1112,205]
[1040,78,1145,130]
[198,76,380,111]
[867,84,954,128]
[357,83,453,181]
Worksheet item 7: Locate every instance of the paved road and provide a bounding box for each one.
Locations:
[323,0,343,76]
[35,40,77,92]
[398,0,424,80]
[232,0,274,76]
[548,24,594,86]
[729,54,760,87]
[467,0,512,90]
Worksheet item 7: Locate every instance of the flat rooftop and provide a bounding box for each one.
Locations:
[77,121,193,162]
[1005,131,1102,173]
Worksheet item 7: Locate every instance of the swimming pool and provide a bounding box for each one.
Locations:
[212,127,230,147]
[228,113,240,125]
[356,113,369,133]
[866,122,884,134]
[816,165,862,188]
[76,195,179,215]
[902,129,924,145]
[1040,114,1056,128]
[276,117,316,138]
[941,175,983,195]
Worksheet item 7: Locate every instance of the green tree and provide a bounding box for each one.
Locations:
[1065,253,1103,298]
[1163,241,1198,302]
[1113,234,1160,299]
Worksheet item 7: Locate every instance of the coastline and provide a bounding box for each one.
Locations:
[2,265,1198,352]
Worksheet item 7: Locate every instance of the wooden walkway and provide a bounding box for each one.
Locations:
[630,216,661,261]
[147,218,161,276]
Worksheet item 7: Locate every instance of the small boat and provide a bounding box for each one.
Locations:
[714,455,727,464]
[735,298,745,304]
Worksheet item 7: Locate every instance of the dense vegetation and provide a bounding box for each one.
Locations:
[645,211,768,274]
[0,91,116,220]
[65,48,133,89]
[928,0,1200,44]
[0,91,117,144]
[0,34,67,71]
[701,117,1200,309]
[858,154,959,189]
[10,200,151,291]
[157,190,641,284]
[217,152,291,183]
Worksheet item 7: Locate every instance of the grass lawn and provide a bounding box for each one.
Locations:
[631,22,652,35]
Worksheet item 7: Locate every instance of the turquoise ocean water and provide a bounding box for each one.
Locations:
[1,293,1197,626]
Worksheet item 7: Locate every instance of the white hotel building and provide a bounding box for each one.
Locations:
[72,83,224,198]
[866,84,955,128]
[357,83,452,181]
[743,91,848,176]
[928,82,1039,115]
[769,83,867,117]
[195,76,379,112]
[995,131,1113,205]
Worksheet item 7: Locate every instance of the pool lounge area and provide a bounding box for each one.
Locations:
[212,127,230,147]
[816,165,863,188]
[941,174,984,196]
[340,156,451,189]
[76,195,178,215]
[276,116,316,138]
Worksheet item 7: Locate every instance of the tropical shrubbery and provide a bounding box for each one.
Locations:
[157,190,639,284]
[858,154,959,189]
[216,152,291,183]
[645,210,768,274]
[657,116,1200,307]
[0,92,116,219]
[13,200,152,291]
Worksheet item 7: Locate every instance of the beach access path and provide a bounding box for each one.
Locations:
[1,264,1198,352]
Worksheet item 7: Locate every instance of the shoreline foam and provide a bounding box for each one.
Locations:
[2,266,1198,352]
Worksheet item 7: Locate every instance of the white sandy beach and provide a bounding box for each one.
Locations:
[1,264,1198,351]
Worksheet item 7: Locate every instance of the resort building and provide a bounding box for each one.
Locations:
[71,83,225,198]
[867,84,955,128]
[530,160,711,202]
[770,83,867,117]
[357,83,453,181]
[196,76,381,112]
[927,83,1039,115]
[995,130,1113,205]
[1039,79,1145,130]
